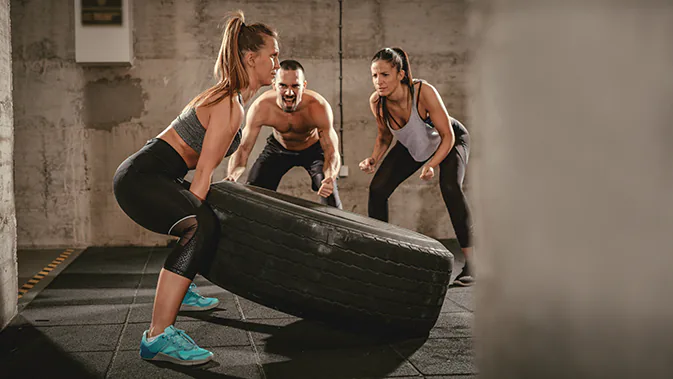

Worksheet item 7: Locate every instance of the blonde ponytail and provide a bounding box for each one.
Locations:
[186,11,276,110]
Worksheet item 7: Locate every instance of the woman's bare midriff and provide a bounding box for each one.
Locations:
[155,105,215,169]
[156,128,200,170]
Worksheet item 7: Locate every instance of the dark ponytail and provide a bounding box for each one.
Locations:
[391,47,412,88]
[371,47,414,126]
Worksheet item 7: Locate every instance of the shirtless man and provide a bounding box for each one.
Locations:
[226,60,342,208]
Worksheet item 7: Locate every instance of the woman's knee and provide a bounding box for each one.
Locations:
[369,179,393,200]
[163,204,221,279]
[172,204,219,239]
[170,216,198,244]
[442,183,460,195]
[440,177,464,197]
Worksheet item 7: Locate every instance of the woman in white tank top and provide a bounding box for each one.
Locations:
[359,47,475,287]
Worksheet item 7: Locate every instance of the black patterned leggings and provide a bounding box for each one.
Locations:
[113,138,219,280]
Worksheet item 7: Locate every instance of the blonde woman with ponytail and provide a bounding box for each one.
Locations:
[360,47,475,287]
[112,11,279,365]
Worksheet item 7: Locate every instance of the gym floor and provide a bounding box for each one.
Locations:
[0,241,474,378]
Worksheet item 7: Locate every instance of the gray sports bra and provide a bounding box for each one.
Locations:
[170,94,242,156]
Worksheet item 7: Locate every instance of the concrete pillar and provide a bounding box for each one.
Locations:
[471,1,673,378]
[0,0,17,331]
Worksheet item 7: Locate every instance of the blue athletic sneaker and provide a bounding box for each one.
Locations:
[140,325,213,366]
[180,283,220,311]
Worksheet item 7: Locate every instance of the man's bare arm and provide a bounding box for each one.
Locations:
[314,100,340,181]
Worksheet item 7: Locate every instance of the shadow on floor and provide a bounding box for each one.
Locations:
[0,316,109,378]
[186,312,427,379]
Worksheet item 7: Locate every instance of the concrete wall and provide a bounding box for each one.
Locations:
[11,0,470,247]
[0,0,17,330]
[472,1,673,378]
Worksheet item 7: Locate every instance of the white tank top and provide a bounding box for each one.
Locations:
[385,80,441,162]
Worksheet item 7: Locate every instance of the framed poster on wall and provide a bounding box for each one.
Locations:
[81,0,123,26]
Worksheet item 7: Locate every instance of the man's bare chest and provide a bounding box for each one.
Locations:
[271,112,316,135]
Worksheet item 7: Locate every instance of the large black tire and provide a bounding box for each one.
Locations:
[201,181,453,336]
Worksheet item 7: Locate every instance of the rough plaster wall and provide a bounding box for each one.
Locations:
[472,1,673,378]
[12,0,469,247]
[0,0,17,329]
[12,1,93,247]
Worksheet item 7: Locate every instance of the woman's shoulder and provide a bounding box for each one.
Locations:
[200,93,245,122]
[414,79,439,100]
[214,93,245,110]
[413,78,432,88]
[369,91,380,104]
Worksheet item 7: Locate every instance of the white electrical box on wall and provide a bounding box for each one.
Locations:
[75,0,133,64]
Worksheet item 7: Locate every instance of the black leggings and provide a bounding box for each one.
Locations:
[247,135,342,209]
[112,138,219,280]
[369,130,473,248]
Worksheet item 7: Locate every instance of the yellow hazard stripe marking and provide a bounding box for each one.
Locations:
[18,248,75,299]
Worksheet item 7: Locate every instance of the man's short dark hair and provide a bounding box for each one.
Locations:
[279,60,305,76]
